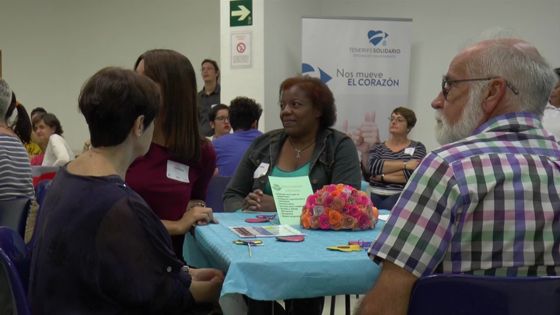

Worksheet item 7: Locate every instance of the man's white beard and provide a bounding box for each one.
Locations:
[435,86,485,145]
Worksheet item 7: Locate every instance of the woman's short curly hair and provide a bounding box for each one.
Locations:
[392,106,417,130]
[279,76,336,129]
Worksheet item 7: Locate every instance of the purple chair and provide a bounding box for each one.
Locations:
[205,176,231,212]
[0,227,31,315]
[408,273,560,315]
[34,179,52,206]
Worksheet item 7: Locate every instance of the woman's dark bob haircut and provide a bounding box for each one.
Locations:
[79,67,160,147]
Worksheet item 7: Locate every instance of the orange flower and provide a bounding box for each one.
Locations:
[300,184,375,230]
[372,206,379,219]
[328,210,342,226]
[301,214,311,228]
[341,216,356,229]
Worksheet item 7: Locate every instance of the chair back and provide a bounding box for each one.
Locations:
[205,176,231,213]
[31,166,58,187]
[34,179,52,206]
[408,273,560,315]
[0,227,31,315]
[0,197,32,237]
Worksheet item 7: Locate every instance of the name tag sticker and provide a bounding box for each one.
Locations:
[166,160,190,183]
[404,147,415,156]
[253,162,270,179]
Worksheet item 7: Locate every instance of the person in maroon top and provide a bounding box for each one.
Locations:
[126,49,217,260]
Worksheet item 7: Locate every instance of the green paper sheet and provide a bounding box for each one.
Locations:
[268,176,314,225]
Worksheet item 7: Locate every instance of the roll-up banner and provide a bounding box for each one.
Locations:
[302,17,412,142]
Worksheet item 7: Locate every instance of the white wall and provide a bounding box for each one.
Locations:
[0,0,220,151]
[220,0,266,128]
[223,0,560,151]
[262,0,321,133]
[2,0,559,152]
[316,0,560,151]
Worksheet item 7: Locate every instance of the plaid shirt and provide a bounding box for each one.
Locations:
[369,112,560,277]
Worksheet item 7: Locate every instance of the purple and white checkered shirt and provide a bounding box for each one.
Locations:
[369,112,560,277]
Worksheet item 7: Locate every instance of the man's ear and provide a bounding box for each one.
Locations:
[132,115,145,137]
[482,79,507,114]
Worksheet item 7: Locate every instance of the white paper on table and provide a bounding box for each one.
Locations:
[378,214,390,221]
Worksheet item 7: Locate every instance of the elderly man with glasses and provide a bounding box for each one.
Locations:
[358,38,560,315]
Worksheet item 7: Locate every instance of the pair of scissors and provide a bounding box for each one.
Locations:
[326,244,362,252]
[348,240,373,249]
[233,239,263,256]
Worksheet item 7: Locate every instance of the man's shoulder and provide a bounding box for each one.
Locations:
[241,129,283,149]
[429,136,488,164]
[212,133,232,146]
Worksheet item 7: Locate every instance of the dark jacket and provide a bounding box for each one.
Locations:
[223,128,361,211]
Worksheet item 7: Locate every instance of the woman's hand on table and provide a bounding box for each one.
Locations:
[190,268,224,282]
[189,205,216,225]
[243,189,276,212]
[189,268,224,303]
[174,206,215,234]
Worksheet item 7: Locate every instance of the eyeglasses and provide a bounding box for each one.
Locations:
[215,116,229,122]
[441,76,519,100]
[388,116,406,123]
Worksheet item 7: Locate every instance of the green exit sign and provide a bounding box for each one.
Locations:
[230,0,252,27]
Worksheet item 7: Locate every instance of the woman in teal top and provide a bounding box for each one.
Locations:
[223,75,361,213]
[223,76,361,315]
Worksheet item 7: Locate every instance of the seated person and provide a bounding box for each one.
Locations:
[29,67,223,314]
[31,112,74,166]
[358,38,560,315]
[0,79,34,201]
[29,107,47,156]
[126,49,217,261]
[223,75,361,315]
[208,103,231,140]
[223,76,361,212]
[362,106,426,210]
[213,96,263,176]
[542,67,560,139]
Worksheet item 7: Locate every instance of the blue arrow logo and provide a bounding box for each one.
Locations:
[301,63,332,84]
[368,30,389,46]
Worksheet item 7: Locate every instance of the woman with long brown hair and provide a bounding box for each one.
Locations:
[126,49,217,261]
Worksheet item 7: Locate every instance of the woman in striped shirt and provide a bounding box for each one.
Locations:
[362,107,426,210]
[0,79,34,201]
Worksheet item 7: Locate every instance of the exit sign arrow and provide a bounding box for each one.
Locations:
[230,0,252,27]
[232,5,250,21]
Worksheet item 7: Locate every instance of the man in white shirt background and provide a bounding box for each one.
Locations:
[542,68,560,139]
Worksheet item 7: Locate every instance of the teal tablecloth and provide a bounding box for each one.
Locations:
[183,211,386,301]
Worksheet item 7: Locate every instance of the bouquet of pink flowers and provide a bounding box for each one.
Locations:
[300,184,378,231]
